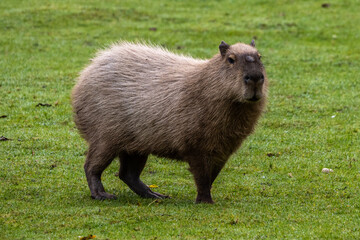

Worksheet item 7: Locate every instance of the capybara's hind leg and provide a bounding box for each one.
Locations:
[119,152,169,199]
[84,144,117,200]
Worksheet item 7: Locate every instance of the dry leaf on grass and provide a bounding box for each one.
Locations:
[79,235,96,240]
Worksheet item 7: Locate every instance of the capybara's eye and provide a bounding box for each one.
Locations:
[227,57,235,64]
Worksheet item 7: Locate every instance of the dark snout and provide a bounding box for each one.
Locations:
[243,72,265,102]
[244,72,264,85]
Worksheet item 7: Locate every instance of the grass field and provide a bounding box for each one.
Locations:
[1,0,360,239]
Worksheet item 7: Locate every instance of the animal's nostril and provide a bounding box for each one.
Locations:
[245,73,264,84]
[259,74,264,83]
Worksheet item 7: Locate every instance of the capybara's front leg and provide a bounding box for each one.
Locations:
[84,144,117,200]
[189,158,226,204]
[119,152,169,199]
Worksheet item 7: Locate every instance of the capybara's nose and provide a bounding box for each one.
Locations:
[244,73,264,85]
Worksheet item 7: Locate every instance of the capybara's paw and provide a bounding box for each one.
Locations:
[151,191,170,199]
[142,190,170,199]
[91,192,117,200]
[195,197,214,204]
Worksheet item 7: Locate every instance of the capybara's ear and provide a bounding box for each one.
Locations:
[219,41,230,57]
[250,39,256,47]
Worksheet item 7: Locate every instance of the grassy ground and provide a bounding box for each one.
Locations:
[1,0,359,239]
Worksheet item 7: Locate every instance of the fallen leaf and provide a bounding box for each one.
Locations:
[267,152,280,157]
[0,136,11,141]
[321,3,330,8]
[79,235,96,240]
[288,173,294,178]
[149,184,158,188]
[36,103,52,107]
[49,164,57,169]
[230,219,239,225]
[149,27,157,31]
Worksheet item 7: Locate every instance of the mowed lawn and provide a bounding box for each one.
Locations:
[1,0,359,239]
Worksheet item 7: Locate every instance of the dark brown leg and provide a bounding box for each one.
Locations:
[210,162,226,186]
[84,144,117,200]
[119,152,169,199]
[188,158,225,204]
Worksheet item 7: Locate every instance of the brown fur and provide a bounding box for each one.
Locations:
[72,41,268,203]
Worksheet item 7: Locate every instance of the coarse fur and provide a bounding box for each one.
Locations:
[72,40,268,203]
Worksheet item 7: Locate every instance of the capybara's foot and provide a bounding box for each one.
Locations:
[195,196,214,204]
[120,173,170,199]
[142,189,170,199]
[91,192,117,200]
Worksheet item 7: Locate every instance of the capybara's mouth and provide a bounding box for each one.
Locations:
[246,96,261,102]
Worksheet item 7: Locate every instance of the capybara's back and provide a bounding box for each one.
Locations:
[72,41,268,203]
[73,43,206,156]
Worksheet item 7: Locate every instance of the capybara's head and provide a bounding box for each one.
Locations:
[218,40,267,103]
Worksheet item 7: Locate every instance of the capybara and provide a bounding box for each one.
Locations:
[72,40,268,203]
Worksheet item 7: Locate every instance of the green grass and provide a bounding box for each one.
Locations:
[1,0,360,239]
